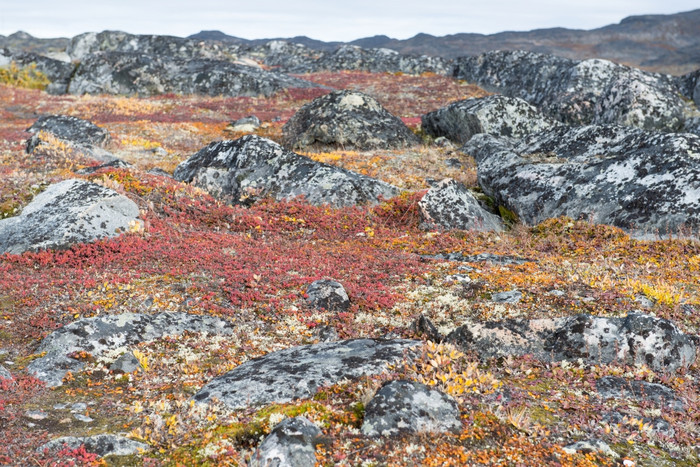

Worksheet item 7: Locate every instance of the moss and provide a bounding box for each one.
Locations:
[498,205,520,228]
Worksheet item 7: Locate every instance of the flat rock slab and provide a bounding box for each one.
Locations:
[27,312,236,387]
[0,179,140,255]
[173,135,400,207]
[361,380,461,437]
[422,95,557,144]
[38,434,149,457]
[27,115,110,148]
[194,338,420,410]
[418,178,503,232]
[250,417,322,467]
[446,312,696,373]
[464,125,700,238]
[282,90,421,150]
[596,376,685,411]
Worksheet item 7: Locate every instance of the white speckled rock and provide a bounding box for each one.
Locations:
[0,179,141,254]
[418,179,503,232]
[362,380,461,437]
[306,279,350,311]
[250,417,321,467]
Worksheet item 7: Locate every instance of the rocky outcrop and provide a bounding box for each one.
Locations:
[463,125,700,238]
[0,48,75,94]
[282,90,421,150]
[68,52,320,97]
[0,179,141,255]
[454,50,688,132]
[38,435,149,457]
[418,179,503,232]
[250,417,322,467]
[361,380,461,437]
[422,95,558,144]
[193,339,419,409]
[27,312,235,386]
[173,135,400,207]
[306,279,350,311]
[445,312,697,373]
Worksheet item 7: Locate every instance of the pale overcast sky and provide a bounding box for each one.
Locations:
[0,0,697,41]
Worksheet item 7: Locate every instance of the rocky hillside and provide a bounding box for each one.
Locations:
[0,29,699,466]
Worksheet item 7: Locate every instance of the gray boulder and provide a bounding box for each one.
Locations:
[454,50,687,131]
[596,376,685,411]
[306,279,350,312]
[173,135,400,207]
[418,178,504,232]
[193,339,420,409]
[0,48,75,94]
[38,434,148,457]
[0,179,141,255]
[422,95,558,144]
[361,380,461,437]
[464,125,700,238]
[0,364,12,380]
[27,115,110,150]
[26,312,235,387]
[282,90,421,150]
[250,417,322,467]
[446,312,696,373]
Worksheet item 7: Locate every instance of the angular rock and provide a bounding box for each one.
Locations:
[597,376,685,411]
[109,351,143,374]
[39,434,148,457]
[418,179,504,232]
[173,135,399,207]
[282,90,421,150]
[250,417,322,467]
[0,364,12,380]
[306,279,350,312]
[454,50,687,131]
[0,179,141,255]
[464,125,700,238]
[193,339,419,409]
[422,95,558,144]
[27,312,235,387]
[27,115,110,150]
[361,380,461,437]
[446,313,696,373]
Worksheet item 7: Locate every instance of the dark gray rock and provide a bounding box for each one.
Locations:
[422,95,558,144]
[109,351,143,374]
[250,417,322,467]
[361,380,461,437]
[562,439,618,458]
[676,69,700,107]
[193,339,419,409]
[0,179,141,255]
[306,279,350,312]
[68,52,320,97]
[38,434,148,457]
[27,115,110,150]
[418,179,503,232]
[597,376,685,411]
[464,125,700,238]
[27,312,235,387]
[454,50,687,132]
[173,135,399,207]
[0,48,75,94]
[282,90,421,150]
[684,117,700,137]
[447,313,696,373]
[0,364,12,380]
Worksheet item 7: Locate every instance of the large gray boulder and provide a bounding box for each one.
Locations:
[361,380,462,437]
[446,312,696,373]
[422,95,558,144]
[38,434,149,457]
[454,50,687,132]
[0,179,141,255]
[418,179,504,232]
[193,339,420,409]
[463,125,700,238]
[282,90,421,150]
[173,135,400,207]
[250,417,322,467]
[27,312,235,387]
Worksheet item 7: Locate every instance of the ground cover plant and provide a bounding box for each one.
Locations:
[0,69,698,466]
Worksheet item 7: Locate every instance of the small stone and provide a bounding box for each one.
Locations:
[74,414,93,423]
[25,410,49,420]
[0,364,12,380]
[53,403,69,410]
[491,290,522,304]
[71,402,88,413]
[563,439,618,458]
[306,279,350,312]
[227,115,261,133]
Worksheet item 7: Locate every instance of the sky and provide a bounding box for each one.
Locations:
[0,0,697,42]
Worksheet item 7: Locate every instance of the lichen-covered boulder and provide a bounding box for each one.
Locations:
[0,179,141,255]
[249,417,322,467]
[282,90,421,150]
[38,435,149,457]
[27,115,110,151]
[173,135,400,207]
[463,125,700,238]
[361,380,461,437]
[306,279,350,311]
[422,95,558,144]
[454,50,687,131]
[193,339,420,409]
[446,312,696,373]
[418,179,503,232]
[27,312,235,387]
